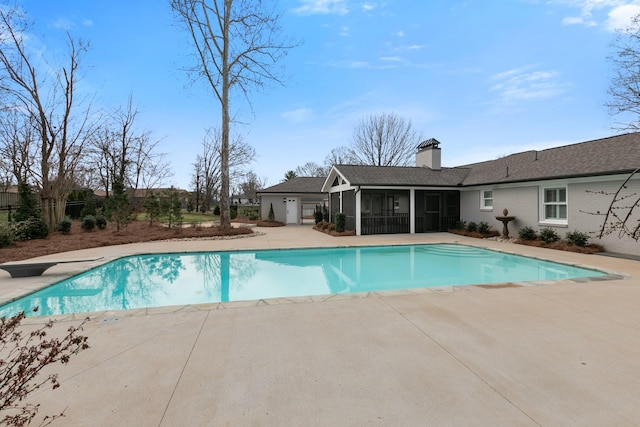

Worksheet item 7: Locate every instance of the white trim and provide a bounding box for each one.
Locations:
[480,188,493,211]
[539,184,568,225]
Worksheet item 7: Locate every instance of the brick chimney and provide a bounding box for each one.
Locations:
[416,138,441,170]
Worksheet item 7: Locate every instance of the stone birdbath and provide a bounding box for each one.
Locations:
[495,208,516,238]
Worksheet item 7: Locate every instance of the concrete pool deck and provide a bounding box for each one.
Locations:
[1,225,639,425]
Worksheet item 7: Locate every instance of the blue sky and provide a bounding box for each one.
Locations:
[19,0,640,189]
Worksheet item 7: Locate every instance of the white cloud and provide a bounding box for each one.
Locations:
[606,4,640,30]
[362,2,376,12]
[395,30,405,37]
[281,108,314,123]
[555,0,640,31]
[53,18,74,30]
[292,0,349,15]
[339,26,350,36]
[490,67,569,103]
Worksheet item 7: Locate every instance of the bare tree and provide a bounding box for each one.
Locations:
[350,112,423,167]
[191,127,255,211]
[0,5,94,228]
[295,161,327,177]
[88,96,172,197]
[600,14,640,240]
[170,0,296,231]
[236,170,266,202]
[324,146,356,169]
[607,15,640,132]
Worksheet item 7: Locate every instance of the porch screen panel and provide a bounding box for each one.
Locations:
[330,192,340,223]
[342,190,356,231]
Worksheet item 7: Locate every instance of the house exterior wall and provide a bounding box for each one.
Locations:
[260,195,287,222]
[568,178,639,255]
[461,178,640,255]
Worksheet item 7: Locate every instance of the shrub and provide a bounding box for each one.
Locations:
[213,205,221,216]
[566,230,589,247]
[230,207,238,220]
[57,217,72,234]
[14,181,40,223]
[14,217,49,241]
[454,220,467,230]
[314,206,323,224]
[335,213,346,232]
[539,227,560,244]
[478,221,491,234]
[467,221,478,233]
[80,193,96,218]
[518,226,537,241]
[81,215,96,231]
[268,203,275,221]
[96,214,107,230]
[0,224,14,248]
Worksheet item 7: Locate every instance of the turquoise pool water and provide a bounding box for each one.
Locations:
[0,244,605,317]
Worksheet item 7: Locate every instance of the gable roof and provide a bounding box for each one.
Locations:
[459,133,640,186]
[258,177,326,194]
[331,164,469,187]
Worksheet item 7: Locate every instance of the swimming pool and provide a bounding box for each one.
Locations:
[0,244,606,318]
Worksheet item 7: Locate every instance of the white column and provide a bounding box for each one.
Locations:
[355,189,361,236]
[409,188,416,234]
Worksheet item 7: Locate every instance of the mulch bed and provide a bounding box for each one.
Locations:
[0,220,254,263]
[448,228,604,254]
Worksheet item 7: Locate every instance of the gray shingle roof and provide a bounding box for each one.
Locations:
[459,133,640,185]
[258,177,326,193]
[262,134,640,194]
[333,164,469,186]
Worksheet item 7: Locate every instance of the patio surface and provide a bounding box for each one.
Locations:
[1,225,640,426]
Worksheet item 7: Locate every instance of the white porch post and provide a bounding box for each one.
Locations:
[409,188,416,234]
[355,189,361,236]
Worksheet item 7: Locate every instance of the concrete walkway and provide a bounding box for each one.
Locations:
[1,225,640,426]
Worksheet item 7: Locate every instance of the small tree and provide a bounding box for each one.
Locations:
[105,179,133,232]
[335,213,346,232]
[80,192,96,218]
[0,310,90,426]
[142,192,162,226]
[14,181,40,223]
[268,203,275,221]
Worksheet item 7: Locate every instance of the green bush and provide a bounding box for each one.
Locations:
[81,215,96,231]
[57,217,72,234]
[454,220,467,230]
[478,221,491,234]
[335,213,346,232]
[518,226,537,241]
[0,224,14,247]
[539,227,560,244]
[213,205,221,216]
[96,214,107,230]
[566,230,589,247]
[230,207,238,220]
[14,217,49,240]
[314,207,323,224]
[467,221,478,233]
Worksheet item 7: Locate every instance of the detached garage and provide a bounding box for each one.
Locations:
[257,177,328,224]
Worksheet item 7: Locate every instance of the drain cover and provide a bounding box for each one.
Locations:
[98,316,123,325]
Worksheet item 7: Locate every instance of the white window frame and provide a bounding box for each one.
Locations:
[540,185,568,225]
[480,189,493,210]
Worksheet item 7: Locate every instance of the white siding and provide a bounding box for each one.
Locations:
[461,180,640,255]
[260,195,287,222]
[569,179,640,255]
